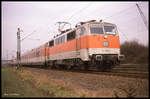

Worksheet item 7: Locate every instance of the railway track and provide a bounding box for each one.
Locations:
[64,69,149,79]
[20,64,148,79]
[93,71,148,79]
[71,64,149,79]
[93,64,148,79]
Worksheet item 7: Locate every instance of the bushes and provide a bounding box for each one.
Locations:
[120,40,148,64]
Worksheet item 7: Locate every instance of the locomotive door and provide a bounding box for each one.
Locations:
[76,28,81,57]
[44,43,49,66]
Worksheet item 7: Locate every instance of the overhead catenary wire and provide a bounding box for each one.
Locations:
[74,3,135,23]
[67,2,93,22]
[103,4,135,21]
[21,27,38,41]
[117,27,129,41]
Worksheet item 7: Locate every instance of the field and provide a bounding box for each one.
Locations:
[1,66,76,97]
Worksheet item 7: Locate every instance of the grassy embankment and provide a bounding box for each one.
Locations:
[2,67,76,97]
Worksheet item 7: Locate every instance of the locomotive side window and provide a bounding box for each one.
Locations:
[61,35,65,43]
[49,40,54,47]
[55,38,59,45]
[55,35,65,45]
[67,31,76,41]
[58,37,60,44]
[58,37,61,44]
[104,26,116,35]
[90,27,103,34]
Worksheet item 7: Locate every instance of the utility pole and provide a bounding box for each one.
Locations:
[136,3,148,30]
[16,27,39,69]
[17,28,21,69]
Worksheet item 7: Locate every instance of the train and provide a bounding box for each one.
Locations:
[13,20,124,71]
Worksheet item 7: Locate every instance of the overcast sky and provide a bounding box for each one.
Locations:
[2,1,149,60]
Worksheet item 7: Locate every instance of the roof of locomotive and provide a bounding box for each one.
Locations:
[52,21,116,38]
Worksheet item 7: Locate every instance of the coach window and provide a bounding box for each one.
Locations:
[39,49,42,56]
[67,31,76,41]
[34,53,35,58]
[32,53,34,58]
[49,40,54,47]
[40,50,43,56]
[36,51,39,57]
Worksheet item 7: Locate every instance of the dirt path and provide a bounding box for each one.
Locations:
[19,66,148,97]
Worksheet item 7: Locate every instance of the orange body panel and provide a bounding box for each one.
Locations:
[46,35,120,56]
[44,47,47,56]
[48,40,76,55]
[87,35,120,48]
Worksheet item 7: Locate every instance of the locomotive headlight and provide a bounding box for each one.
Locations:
[104,35,107,39]
[103,41,109,47]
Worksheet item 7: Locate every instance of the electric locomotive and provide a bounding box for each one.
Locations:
[44,20,124,71]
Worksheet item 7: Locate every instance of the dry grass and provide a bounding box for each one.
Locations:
[17,68,77,97]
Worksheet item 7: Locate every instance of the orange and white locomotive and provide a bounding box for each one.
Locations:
[20,20,124,71]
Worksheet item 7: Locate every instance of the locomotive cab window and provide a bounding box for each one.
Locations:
[90,27,104,34]
[104,25,116,35]
[67,31,76,41]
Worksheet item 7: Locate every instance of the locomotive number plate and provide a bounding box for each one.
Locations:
[103,41,109,46]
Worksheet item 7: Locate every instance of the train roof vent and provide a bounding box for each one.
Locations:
[80,20,96,25]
